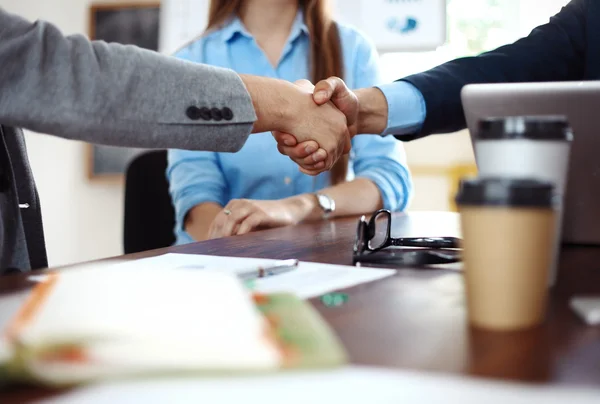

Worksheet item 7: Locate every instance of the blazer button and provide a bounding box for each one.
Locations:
[222,107,234,121]
[199,107,212,120]
[186,106,202,120]
[211,108,223,121]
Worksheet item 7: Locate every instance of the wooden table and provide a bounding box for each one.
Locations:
[2,212,600,402]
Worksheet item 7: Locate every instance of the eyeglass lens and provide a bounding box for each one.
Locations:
[354,217,367,253]
[368,210,390,250]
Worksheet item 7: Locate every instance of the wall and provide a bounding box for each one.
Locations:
[518,0,568,36]
[0,0,152,267]
[0,0,571,266]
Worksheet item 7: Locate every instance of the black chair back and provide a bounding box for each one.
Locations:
[123,150,175,254]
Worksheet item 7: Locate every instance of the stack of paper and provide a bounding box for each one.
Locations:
[1,266,346,386]
[106,253,397,299]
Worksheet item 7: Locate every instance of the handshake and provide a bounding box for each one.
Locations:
[241,75,387,175]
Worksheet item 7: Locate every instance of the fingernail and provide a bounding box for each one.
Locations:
[283,138,295,146]
[313,149,327,162]
[305,144,316,154]
[315,90,327,101]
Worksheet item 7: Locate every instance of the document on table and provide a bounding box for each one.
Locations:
[99,253,396,299]
[38,365,600,404]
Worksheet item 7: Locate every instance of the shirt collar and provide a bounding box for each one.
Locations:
[221,9,308,43]
[288,9,309,40]
[220,15,252,42]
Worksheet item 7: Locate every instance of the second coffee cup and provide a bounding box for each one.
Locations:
[456,177,557,331]
[474,116,572,286]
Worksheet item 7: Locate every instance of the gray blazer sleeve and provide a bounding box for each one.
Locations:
[0,9,257,152]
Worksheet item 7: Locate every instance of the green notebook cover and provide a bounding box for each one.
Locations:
[254,293,347,369]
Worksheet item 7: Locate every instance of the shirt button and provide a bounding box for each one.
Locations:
[222,107,234,121]
[199,107,212,120]
[284,177,292,185]
[186,106,202,120]
[210,107,223,121]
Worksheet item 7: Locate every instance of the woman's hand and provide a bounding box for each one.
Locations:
[271,79,353,176]
[207,197,316,239]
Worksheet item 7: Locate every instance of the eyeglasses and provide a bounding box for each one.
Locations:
[353,209,462,267]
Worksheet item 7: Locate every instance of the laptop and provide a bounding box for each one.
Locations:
[461,81,600,245]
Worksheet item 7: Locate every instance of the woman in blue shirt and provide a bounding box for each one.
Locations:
[168,0,413,243]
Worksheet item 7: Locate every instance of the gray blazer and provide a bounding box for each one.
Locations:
[0,9,258,273]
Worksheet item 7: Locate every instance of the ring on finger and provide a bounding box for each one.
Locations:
[223,209,232,216]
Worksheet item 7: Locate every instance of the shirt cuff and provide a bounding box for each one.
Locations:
[376,81,426,137]
[173,192,225,232]
[357,167,412,212]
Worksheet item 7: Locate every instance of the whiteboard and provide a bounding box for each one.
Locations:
[333,0,447,51]
[159,0,447,55]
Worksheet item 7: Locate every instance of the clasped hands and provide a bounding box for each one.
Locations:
[202,76,360,240]
[268,77,358,175]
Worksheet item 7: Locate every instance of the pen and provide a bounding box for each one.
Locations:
[237,259,299,281]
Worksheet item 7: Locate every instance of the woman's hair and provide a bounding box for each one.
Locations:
[205,0,348,185]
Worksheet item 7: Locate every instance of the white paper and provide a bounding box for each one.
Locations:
[23,269,267,342]
[38,366,600,404]
[113,254,396,299]
[570,296,600,325]
[15,268,281,384]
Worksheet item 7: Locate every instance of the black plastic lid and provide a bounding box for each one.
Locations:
[478,116,573,141]
[455,177,556,208]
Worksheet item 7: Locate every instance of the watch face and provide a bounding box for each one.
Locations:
[317,194,333,212]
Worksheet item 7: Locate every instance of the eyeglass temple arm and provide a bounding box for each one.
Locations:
[388,237,461,249]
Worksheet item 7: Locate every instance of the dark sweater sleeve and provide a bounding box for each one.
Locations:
[397,0,588,139]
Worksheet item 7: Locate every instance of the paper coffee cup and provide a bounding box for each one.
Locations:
[456,178,557,331]
[474,116,572,287]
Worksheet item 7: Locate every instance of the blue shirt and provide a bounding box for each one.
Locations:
[377,82,426,136]
[167,12,413,245]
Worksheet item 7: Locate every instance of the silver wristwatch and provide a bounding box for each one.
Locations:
[315,193,336,219]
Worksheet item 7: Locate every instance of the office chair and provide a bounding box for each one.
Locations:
[123,150,176,254]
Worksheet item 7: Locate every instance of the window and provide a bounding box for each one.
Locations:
[378,0,569,82]
[374,0,571,213]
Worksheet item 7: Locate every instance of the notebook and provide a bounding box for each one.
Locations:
[1,266,347,386]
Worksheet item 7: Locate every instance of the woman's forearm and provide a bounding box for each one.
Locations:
[287,178,383,222]
[184,202,223,241]
[184,178,383,241]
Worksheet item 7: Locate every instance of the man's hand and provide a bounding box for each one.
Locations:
[274,77,390,169]
[311,76,388,135]
[314,77,359,136]
[273,77,358,175]
[271,78,353,175]
[240,75,350,174]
